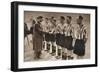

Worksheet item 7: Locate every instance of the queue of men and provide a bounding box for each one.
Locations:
[24,15,87,60]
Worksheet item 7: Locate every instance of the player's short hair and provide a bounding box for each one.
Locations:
[37,16,43,19]
[78,15,83,20]
[60,16,65,20]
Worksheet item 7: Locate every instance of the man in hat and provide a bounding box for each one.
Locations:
[33,16,43,60]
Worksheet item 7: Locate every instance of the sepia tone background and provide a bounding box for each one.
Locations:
[24,11,90,62]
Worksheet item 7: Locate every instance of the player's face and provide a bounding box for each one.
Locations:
[60,19,64,24]
[45,18,48,21]
[77,19,82,25]
[37,18,43,23]
[39,18,43,22]
[67,18,71,24]
[52,20,56,25]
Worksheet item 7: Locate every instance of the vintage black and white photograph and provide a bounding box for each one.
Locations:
[24,11,90,61]
[11,1,97,71]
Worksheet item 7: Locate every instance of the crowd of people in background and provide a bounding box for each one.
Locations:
[24,15,88,60]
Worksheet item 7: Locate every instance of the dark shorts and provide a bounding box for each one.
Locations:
[49,33,56,42]
[73,39,85,56]
[64,36,73,50]
[45,32,50,42]
[56,33,65,47]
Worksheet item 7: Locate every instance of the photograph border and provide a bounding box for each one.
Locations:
[11,1,98,72]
